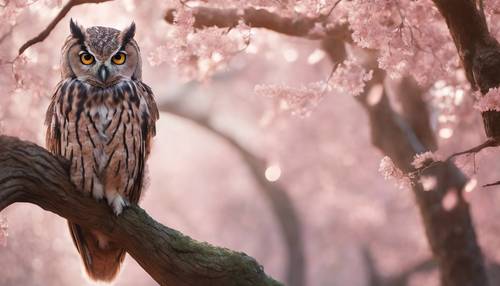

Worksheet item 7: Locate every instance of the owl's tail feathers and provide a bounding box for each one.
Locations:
[68,222,126,282]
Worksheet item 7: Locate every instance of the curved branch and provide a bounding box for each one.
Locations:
[0,135,282,286]
[18,0,113,55]
[164,6,350,41]
[159,101,305,286]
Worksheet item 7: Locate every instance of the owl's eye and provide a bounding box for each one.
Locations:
[80,53,94,65]
[112,52,126,65]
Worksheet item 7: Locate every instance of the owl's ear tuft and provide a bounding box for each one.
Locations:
[69,19,85,43]
[121,22,136,45]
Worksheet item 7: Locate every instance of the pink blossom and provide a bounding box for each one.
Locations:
[330,59,373,96]
[474,88,500,112]
[378,156,411,189]
[348,0,459,84]
[149,8,250,80]
[412,151,439,169]
[255,81,328,117]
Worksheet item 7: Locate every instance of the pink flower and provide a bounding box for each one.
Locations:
[330,59,373,96]
[255,81,328,117]
[474,88,500,112]
[379,156,411,189]
[412,151,439,169]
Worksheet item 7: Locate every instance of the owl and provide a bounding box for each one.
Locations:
[45,20,158,281]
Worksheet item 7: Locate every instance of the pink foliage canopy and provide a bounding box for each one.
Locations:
[2,0,500,285]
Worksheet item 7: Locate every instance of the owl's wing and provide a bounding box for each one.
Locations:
[141,83,159,158]
[127,82,159,203]
[45,87,63,156]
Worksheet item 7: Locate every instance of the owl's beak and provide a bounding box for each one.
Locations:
[98,65,109,83]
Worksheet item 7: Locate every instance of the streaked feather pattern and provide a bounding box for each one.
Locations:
[46,78,157,207]
[45,77,158,281]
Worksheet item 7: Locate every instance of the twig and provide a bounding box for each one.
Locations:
[18,0,113,55]
[446,138,499,161]
[323,0,342,18]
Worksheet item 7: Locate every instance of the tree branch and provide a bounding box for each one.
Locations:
[432,0,496,91]
[164,6,350,41]
[0,135,282,286]
[18,0,113,55]
[432,0,500,138]
[364,81,488,286]
[159,100,305,286]
[321,39,489,286]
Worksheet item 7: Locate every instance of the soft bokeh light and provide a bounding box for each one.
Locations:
[2,1,500,286]
[439,127,454,139]
[465,178,478,193]
[265,164,282,182]
[442,190,459,211]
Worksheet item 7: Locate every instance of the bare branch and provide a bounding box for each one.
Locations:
[0,135,282,286]
[164,6,350,41]
[159,100,305,286]
[18,0,113,55]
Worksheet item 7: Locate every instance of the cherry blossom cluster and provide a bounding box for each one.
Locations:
[330,59,373,96]
[378,156,411,190]
[254,81,328,117]
[255,58,372,116]
[474,88,500,112]
[411,151,439,169]
[148,7,250,80]
[347,0,459,85]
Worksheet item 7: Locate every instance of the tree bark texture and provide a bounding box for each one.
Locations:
[433,0,500,138]
[0,135,282,286]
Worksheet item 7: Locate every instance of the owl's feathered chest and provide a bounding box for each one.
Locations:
[45,78,158,203]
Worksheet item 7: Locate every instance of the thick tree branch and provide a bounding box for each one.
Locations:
[0,135,282,286]
[18,0,113,55]
[432,0,496,91]
[432,0,500,138]
[160,100,305,286]
[164,6,350,41]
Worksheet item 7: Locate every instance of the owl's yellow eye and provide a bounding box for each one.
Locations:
[80,53,94,65]
[112,52,126,65]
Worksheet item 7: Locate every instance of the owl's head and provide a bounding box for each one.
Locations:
[61,19,142,87]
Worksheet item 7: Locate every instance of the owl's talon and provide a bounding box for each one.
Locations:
[109,195,129,215]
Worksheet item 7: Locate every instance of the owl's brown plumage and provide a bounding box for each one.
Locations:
[45,20,158,282]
